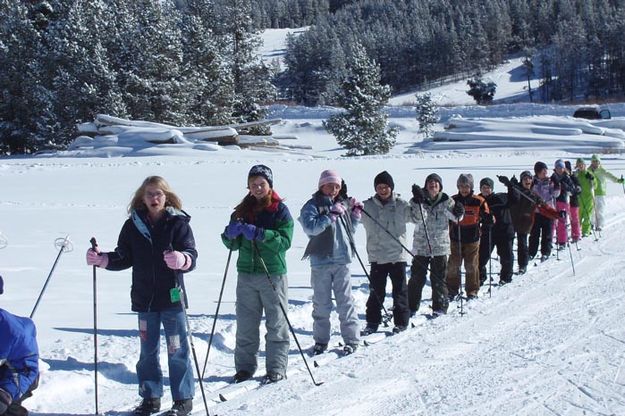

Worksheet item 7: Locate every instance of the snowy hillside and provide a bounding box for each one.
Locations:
[1,28,625,416]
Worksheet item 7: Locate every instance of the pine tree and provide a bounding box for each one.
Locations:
[415,93,438,139]
[323,43,397,156]
[466,76,497,105]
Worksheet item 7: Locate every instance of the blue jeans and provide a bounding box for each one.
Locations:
[136,309,194,400]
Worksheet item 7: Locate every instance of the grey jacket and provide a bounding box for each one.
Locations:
[361,194,412,264]
[409,193,457,257]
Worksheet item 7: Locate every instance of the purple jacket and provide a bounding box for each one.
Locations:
[531,176,561,209]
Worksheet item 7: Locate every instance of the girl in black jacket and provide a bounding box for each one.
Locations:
[86,176,198,416]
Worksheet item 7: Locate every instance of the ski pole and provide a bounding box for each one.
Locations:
[90,238,100,415]
[338,214,392,326]
[487,227,493,298]
[565,215,576,276]
[621,175,624,195]
[252,242,323,386]
[174,275,211,416]
[456,221,466,316]
[201,246,233,380]
[417,203,433,257]
[30,235,72,319]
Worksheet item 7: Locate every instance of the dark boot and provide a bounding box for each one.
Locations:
[163,399,193,416]
[133,398,161,416]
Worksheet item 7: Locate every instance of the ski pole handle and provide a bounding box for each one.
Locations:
[90,237,98,252]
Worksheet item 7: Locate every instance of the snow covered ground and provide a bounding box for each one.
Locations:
[1,29,625,416]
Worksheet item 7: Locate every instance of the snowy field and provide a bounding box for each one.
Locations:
[1,29,625,416]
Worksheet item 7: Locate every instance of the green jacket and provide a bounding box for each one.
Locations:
[222,197,293,275]
[589,166,622,196]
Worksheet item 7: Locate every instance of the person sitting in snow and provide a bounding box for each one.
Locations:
[574,158,595,237]
[86,176,198,416]
[299,170,362,355]
[0,276,40,416]
[528,162,561,262]
[507,171,538,275]
[408,173,462,318]
[221,165,293,385]
[360,171,411,334]
[588,154,624,232]
[478,177,518,286]
[447,174,489,300]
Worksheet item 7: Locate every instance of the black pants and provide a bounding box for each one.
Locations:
[516,232,529,268]
[407,255,449,314]
[529,213,553,258]
[365,262,409,327]
[479,230,514,284]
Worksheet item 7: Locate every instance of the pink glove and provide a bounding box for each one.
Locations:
[86,249,108,268]
[350,197,364,212]
[329,202,346,222]
[164,250,190,270]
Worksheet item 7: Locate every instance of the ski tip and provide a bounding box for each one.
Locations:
[219,393,227,402]
[313,361,319,368]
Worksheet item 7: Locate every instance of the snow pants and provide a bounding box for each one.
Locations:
[310,264,359,346]
[594,195,607,230]
[136,309,194,401]
[447,241,480,298]
[569,206,581,241]
[516,232,529,270]
[579,194,594,236]
[529,213,553,258]
[479,232,514,284]
[365,262,409,328]
[235,273,290,377]
[408,255,449,314]
[555,201,570,245]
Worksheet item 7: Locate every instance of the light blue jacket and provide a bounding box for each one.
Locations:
[299,192,360,267]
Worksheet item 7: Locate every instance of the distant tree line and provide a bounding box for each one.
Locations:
[278,0,625,106]
[0,0,274,154]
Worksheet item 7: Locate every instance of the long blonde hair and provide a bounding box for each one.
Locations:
[128,176,182,213]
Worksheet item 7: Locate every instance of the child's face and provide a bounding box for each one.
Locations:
[458,183,471,197]
[536,168,548,179]
[480,185,492,197]
[321,183,341,198]
[375,184,392,200]
[522,176,533,189]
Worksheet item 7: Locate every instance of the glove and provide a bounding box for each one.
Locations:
[0,387,11,414]
[498,175,511,187]
[224,221,243,239]
[241,223,265,241]
[559,210,567,218]
[86,248,108,268]
[585,172,593,180]
[574,185,582,194]
[349,197,363,220]
[619,177,624,184]
[412,184,426,203]
[163,250,188,270]
[452,201,464,217]
[339,180,348,200]
[510,175,519,185]
[481,213,494,225]
[328,202,346,222]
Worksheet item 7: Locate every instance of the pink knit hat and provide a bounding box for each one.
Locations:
[318,169,342,188]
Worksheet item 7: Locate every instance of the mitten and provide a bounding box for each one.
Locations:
[163,250,189,270]
[619,177,624,184]
[86,249,108,268]
[498,175,511,187]
[224,221,243,239]
[411,184,425,203]
[452,201,464,217]
[241,223,265,241]
[349,197,363,212]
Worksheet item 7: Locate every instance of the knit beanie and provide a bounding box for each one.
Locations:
[534,161,548,175]
[520,170,532,181]
[374,171,394,191]
[576,158,585,165]
[554,159,565,169]
[457,173,474,190]
[424,173,443,191]
[318,169,342,188]
[248,164,273,188]
[479,177,494,190]
[591,154,601,162]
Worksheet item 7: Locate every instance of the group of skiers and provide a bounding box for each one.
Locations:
[2,155,621,416]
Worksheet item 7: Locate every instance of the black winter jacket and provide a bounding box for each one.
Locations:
[480,187,517,241]
[105,208,198,312]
